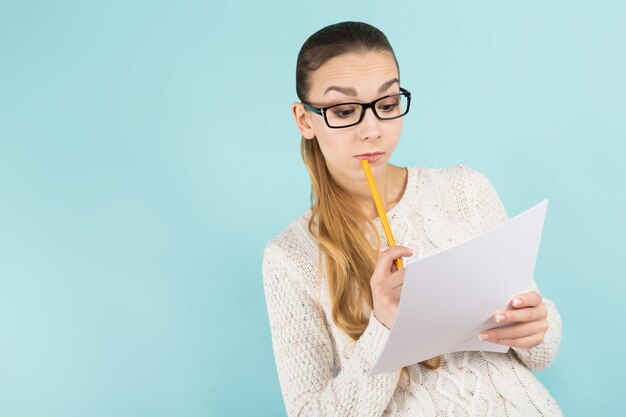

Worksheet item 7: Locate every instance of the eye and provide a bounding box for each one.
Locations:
[379,104,398,112]
[330,105,358,119]
[377,98,400,113]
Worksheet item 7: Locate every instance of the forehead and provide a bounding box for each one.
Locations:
[307,50,399,100]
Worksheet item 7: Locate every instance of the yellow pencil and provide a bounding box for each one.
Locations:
[362,160,442,370]
[361,159,404,270]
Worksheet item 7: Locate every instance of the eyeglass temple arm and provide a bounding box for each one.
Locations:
[302,102,323,115]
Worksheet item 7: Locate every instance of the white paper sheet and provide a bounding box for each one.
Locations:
[368,199,548,375]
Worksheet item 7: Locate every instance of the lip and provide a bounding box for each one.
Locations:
[354,152,385,162]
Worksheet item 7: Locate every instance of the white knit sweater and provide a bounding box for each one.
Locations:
[262,165,563,417]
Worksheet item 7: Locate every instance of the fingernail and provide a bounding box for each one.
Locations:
[512,298,522,307]
[479,333,489,341]
[495,314,506,323]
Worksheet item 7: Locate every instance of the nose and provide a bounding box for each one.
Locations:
[357,107,381,141]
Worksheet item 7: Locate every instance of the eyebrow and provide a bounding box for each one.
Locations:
[323,78,400,96]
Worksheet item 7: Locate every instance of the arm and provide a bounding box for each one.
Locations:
[262,243,400,417]
[465,166,563,370]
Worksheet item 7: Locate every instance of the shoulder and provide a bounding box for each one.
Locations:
[262,211,321,291]
[405,164,498,204]
[408,164,507,234]
[263,211,315,260]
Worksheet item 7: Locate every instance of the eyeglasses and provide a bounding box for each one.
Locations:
[302,87,411,129]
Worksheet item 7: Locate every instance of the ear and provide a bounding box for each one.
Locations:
[292,102,316,140]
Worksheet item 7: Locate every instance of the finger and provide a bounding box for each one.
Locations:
[374,269,405,291]
[377,283,404,308]
[500,305,547,324]
[372,246,413,279]
[481,320,547,341]
[510,291,542,308]
[371,270,405,302]
[493,333,544,349]
[388,284,404,302]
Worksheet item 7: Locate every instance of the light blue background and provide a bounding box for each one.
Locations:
[1,1,624,416]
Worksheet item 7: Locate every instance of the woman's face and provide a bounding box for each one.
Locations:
[294,50,404,183]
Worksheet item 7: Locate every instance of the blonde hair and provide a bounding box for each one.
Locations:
[302,138,379,339]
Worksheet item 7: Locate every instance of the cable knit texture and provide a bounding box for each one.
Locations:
[262,165,563,417]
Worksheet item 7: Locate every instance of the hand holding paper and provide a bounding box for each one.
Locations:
[479,290,549,349]
[368,200,548,375]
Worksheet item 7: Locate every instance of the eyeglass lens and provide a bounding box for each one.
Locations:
[325,93,408,128]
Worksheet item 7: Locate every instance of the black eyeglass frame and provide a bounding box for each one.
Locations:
[301,87,411,129]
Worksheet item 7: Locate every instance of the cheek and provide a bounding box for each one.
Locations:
[310,118,334,143]
[310,120,348,156]
[384,119,404,143]
[315,132,345,161]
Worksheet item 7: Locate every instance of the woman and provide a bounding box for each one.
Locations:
[262,21,562,416]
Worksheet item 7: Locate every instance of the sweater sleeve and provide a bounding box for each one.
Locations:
[465,166,563,370]
[262,242,401,417]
